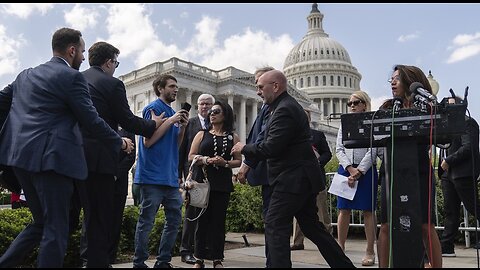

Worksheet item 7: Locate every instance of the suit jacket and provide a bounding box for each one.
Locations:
[81,66,156,174]
[245,104,269,186]
[242,92,323,194]
[178,115,205,178]
[311,128,332,186]
[0,57,121,180]
[117,128,136,181]
[439,116,480,180]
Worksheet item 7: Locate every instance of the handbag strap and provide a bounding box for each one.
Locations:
[186,207,207,222]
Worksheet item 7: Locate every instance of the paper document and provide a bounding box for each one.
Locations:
[328,173,358,200]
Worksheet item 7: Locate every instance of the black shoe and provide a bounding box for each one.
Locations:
[153,261,173,268]
[441,246,456,257]
[290,244,304,251]
[474,242,480,249]
[181,254,196,264]
[133,263,149,268]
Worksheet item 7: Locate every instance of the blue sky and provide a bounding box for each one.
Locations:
[1,3,479,121]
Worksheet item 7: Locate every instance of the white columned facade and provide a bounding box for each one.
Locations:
[185,90,193,106]
[249,100,258,131]
[320,98,324,120]
[239,97,247,143]
[329,99,333,117]
[227,94,234,110]
[339,98,343,114]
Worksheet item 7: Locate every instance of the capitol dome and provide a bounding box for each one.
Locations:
[284,3,362,123]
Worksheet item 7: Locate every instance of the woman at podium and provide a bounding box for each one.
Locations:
[377,64,442,268]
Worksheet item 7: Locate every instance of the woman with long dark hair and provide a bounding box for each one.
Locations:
[188,100,242,268]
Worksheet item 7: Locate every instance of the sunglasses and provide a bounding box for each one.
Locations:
[208,108,222,116]
[347,100,364,107]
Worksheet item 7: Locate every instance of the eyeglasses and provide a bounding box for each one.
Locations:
[256,82,276,90]
[208,108,222,116]
[111,59,120,68]
[388,75,400,84]
[347,100,364,107]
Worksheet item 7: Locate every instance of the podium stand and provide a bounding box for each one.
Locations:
[340,102,467,267]
[383,138,424,267]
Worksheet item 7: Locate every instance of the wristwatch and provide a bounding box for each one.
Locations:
[224,161,230,168]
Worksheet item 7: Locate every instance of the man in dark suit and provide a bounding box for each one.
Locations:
[231,70,354,268]
[440,97,480,257]
[291,109,333,250]
[178,93,215,264]
[110,128,136,264]
[236,66,274,267]
[78,41,165,268]
[0,27,123,268]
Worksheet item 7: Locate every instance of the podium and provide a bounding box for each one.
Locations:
[341,102,467,267]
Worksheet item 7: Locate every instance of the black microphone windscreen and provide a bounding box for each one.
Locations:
[409,82,424,94]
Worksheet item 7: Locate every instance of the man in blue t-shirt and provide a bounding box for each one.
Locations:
[133,74,189,269]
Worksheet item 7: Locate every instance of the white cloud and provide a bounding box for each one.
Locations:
[397,31,420,43]
[180,11,189,19]
[198,27,295,73]
[161,18,186,38]
[1,3,54,19]
[185,16,221,57]
[0,25,26,77]
[447,32,480,63]
[103,4,182,67]
[63,4,100,32]
[451,32,480,46]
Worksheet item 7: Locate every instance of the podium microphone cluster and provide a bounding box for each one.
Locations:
[409,82,437,102]
[393,97,403,111]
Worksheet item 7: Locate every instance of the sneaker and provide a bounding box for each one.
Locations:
[441,246,456,257]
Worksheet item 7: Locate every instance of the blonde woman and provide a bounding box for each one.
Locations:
[335,91,378,266]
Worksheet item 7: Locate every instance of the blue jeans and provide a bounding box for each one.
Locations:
[133,185,182,267]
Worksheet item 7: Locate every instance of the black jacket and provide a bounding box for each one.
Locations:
[81,66,156,174]
[440,116,480,180]
[242,92,323,194]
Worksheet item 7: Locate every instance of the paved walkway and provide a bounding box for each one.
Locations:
[113,232,480,268]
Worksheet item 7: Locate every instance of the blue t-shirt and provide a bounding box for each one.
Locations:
[134,98,180,187]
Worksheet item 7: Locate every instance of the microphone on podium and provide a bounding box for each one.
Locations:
[409,82,437,102]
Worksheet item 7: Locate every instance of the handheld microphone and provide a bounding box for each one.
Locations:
[409,82,436,102]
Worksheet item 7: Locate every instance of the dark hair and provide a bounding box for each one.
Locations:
[152,74,177,97]
[380,64,432,109]
[52,27,82,53]
[212,100,234,133]
[88,41,120,67]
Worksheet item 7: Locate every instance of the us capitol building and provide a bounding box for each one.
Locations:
[118,3,361,148]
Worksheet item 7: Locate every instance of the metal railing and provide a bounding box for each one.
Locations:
[325,172,479,247]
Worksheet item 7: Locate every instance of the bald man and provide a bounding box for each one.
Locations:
[231,70,354,268]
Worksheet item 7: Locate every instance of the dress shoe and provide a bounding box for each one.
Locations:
[153,261,173,268]
[181,254,196,264]
[290,244,304,250]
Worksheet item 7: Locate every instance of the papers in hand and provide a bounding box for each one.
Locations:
[328,173,358,200]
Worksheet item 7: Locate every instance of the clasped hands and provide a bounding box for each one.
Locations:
[346,166,362,188]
